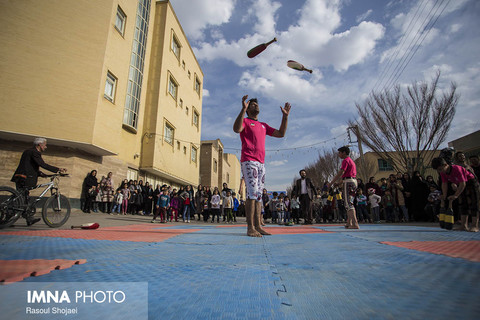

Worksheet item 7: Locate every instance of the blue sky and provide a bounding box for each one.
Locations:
[170,0,480,190]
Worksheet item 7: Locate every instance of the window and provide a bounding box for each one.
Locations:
[378,159,394,171]
[168,76,178,100]
[187,71,191,79]
[115,6,126,36]
[227,173,230,184]
[171,33,180,58]
[104,71,117,102]
[179,99,183,108]
[191,146,197,163]
[194,76,201,95]
[185,106,189,115]
[164,122,174,145]
[123,0,151,130]
[214,159,217,173]
[182,60,185,69]
[183,146,187,154]
[177,141,180,150]
[193,110,199,128]
[127,168,138,181]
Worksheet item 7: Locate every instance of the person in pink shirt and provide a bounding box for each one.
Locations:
[327,146,359,229]
[233,95,291,237]
[432,157,479,232]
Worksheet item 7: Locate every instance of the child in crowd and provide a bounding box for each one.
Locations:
[129,189,137,214]
[153,188,170,223]
[369,188,382,223]
[202,197,210,222]
[89,186,99,213]
[284,196,292,225]
[335,190,346,223]
[233,193,239,223]
[94,186,103,213]
[276,195,286,225]
[120,183,130,215]
[224,190,234,223]
[425,185,442,222]
[382,190,395,222]
[269,192,279,223]
[355,189,370,223]
[170,190,181,222]
[290,193,300,224]
[111,189,123,215]
[210,189,221,223]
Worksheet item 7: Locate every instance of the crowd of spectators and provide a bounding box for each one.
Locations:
[262,151,479,228]
[81,177,244,224]
[80,151,479,228]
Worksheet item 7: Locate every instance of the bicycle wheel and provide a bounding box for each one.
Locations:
[42,193,71,227]
[0,186,24,229]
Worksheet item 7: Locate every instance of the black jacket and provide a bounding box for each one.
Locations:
[294,178,317,200]
[11,147,59,187]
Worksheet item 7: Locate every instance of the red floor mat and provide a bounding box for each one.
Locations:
[381,240,480,262]
[0,225,201,243]
[0,259,87,284]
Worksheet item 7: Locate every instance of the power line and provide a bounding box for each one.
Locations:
[373,0,451,94]
[384,0,451,92]
[372,0,430,93]
[145,132,348,153]
[223,132,348,152]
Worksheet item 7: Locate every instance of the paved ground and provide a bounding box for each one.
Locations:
[0,210,479,319]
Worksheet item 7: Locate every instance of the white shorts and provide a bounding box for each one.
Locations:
[241,161,266,202]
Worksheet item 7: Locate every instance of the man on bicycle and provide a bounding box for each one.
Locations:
[11,137,67,226]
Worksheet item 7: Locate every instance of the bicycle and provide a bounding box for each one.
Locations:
[0,173,71,229]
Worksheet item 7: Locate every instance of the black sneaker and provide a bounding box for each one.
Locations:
[27,218,41,226]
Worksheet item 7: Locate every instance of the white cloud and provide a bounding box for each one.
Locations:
[356,9,373,23]
[247,0,282,36]
[449,24,462,34]
[194,0,384,107]
[269,159,288,166]
[202,88,210,97]
[170,0,236,40]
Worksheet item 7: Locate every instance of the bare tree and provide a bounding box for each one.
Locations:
[350,71,458,175]
[288,148,342,193]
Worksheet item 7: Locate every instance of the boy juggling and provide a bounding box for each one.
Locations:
[327,146,359,229]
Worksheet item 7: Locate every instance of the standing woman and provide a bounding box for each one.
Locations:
[203,186,212,222]
[181,185,195,223]
[410,171,429,221]
[101,172,114,213]
[195,184,204,221]
[84,170,98,213]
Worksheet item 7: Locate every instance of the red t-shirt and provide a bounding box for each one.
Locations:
[440,165,474,184]
[240,118,275,163]
[341,156,356,178]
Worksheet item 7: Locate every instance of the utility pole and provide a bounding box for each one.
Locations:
[348,125,367,181]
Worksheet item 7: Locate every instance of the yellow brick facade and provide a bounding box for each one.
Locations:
[0,0,203,205]
[199,140,241,195]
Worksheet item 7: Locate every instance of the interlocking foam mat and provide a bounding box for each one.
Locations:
[0,224,201,242]
[1,224,479,319]
[0,259,87,284]
[381,240,480,262]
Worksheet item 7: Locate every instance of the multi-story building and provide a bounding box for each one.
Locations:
[356,150,440,182]
[448,130,480,158]
[199,139,242,195]
[0,0,203,206]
